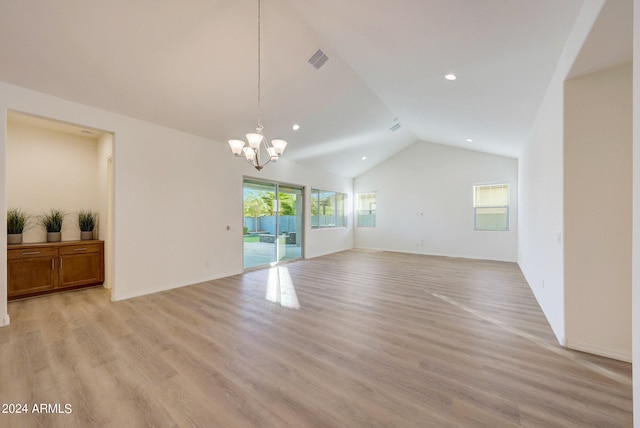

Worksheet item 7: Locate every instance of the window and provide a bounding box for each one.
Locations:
[473,184,509,231]
[357,192,376,227]
[311,189,347,229]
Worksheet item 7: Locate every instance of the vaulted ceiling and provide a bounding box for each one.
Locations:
[0,0,628,177]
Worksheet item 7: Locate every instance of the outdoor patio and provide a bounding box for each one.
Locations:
[243,240,302,269]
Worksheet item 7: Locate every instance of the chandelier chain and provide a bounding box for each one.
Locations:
[257,0,262,128]
[227,0,287,170]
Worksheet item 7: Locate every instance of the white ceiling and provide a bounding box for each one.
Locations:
[0,0,625,177]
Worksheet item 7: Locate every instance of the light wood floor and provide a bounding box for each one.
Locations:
[0,250,632,427]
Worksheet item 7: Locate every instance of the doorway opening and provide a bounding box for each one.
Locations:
[5,111,115,301]
[243,179,303,269]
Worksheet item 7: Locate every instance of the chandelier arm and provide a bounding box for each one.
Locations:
[244,149,262,170]
[246,156,264,171]
[244,140,274,171]
[255,138,274,170]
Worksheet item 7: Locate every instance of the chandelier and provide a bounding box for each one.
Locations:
[228,0,287,171]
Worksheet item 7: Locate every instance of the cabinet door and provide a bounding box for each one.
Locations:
[58,244,103,288]
[8,256,57,298]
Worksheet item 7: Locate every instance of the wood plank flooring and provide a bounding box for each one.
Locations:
[0,249,632,427]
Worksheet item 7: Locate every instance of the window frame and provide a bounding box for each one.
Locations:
[310,188,348,229]
[473,183,509,232]
[356,192,377,228]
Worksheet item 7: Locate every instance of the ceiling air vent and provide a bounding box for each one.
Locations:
[390,123,401,132]
[308,49,329,69]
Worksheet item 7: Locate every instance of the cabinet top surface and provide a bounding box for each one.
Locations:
[8,240,104,249]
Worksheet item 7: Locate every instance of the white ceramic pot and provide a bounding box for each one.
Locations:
[7,233,22,245]
[47,232,61,242]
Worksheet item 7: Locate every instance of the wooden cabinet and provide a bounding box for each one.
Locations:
[7,240,104,300]
[7,246,58,297]
[58,243,104,289]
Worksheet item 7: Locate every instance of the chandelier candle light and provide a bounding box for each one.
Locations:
[228,0,287,171]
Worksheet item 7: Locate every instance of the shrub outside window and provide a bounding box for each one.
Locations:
[311,189,347,228]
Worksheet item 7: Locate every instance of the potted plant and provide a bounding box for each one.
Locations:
[7,208,28,245]
[78,210,97,240]
[40,209,64,242]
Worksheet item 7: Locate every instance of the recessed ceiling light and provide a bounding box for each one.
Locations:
[445,73,457,81]
[292,124,300,131]
[361,156,367,161]
[81,130,93,135]
[466,138,473,142]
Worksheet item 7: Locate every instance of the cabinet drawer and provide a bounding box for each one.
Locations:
[59,243,101,255]
[8,247,58,260]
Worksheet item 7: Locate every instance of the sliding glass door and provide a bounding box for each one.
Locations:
[277,184,303,261]
[243,179,303,269]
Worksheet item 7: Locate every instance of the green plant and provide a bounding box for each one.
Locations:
[78,210,97,232]
[7,208,27,234]
[40,209,64,233]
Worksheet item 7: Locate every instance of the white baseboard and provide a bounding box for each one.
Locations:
[557,335,567,347]
[306,246,353,259]
[353,246,517,263]
[566,340,632,363]
[1,313,10,327]
[111,270,240,302]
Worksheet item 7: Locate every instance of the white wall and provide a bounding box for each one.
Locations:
[564,64,632,362]
[632,0,639,423]
[518,77,566,342]
[354,141,518,262]
[0,80,353,314]
[111,126,352,301]
[6,121,100,242]
[97,133,113,241]
[518,1,605,345]
[97,133,113,288]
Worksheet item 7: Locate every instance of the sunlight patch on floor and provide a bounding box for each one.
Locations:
[266,266,300,309]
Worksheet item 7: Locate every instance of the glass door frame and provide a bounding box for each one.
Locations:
[242,177,304,270]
